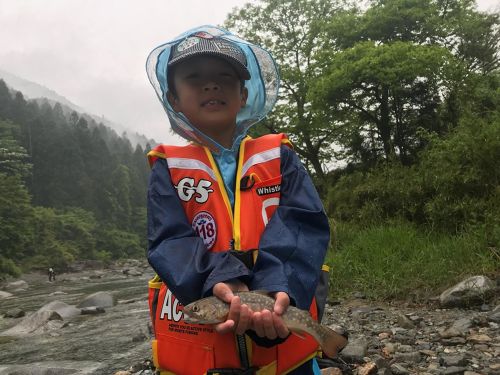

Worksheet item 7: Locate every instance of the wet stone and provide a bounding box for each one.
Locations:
[4,308,25,318]
[390,363,410,375]
[441,337,467,345]
[393,351,421,364]
[440,366,468,375]
[439,354,468,367]
[339,339,368,363]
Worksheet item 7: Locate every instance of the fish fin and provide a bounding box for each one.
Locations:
[319,325,349,358]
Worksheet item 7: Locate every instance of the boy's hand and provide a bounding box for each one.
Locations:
[213,281,251,335]
[251,292,290,339]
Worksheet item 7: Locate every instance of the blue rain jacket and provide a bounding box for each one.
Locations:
[147,144,330,310]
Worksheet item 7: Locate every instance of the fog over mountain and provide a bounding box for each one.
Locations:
[0,69,155,148]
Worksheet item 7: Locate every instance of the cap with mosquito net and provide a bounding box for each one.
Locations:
[146,25,280,152]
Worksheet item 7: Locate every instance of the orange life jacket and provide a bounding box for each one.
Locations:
[147,134,319,375]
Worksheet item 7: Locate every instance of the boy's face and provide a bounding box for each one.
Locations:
[168,55,248,138]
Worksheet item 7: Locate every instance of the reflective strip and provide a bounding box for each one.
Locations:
[262,197,280,225]
[241,147,280,177]
[166,157,216,180]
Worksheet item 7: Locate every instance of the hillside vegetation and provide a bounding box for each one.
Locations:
[0,80,150,277]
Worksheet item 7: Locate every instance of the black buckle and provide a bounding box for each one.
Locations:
[207,367,256,375]
[229,249,256,269]
[240,175,255,191]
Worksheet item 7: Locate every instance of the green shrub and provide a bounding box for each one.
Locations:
[0,256,21,279]
[327,220,498,301]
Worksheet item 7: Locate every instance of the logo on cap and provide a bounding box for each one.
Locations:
[176,37,200,52]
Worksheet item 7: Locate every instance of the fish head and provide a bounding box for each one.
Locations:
[183,297,228,324]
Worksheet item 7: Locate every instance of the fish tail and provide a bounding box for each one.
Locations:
[318,325,348,358]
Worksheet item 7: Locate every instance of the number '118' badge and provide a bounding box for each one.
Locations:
[192,211,217,249]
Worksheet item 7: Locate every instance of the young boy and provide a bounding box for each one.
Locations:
[146,25,339,374]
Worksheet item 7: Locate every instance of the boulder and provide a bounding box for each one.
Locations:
[123,268,143,277]
[39,300,81,319]
[1,310,63,336]
[439,276,496,308]
[77,291,115,308]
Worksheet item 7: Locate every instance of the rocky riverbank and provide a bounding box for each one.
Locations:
[321,289,500,375]
[1,263,498,375]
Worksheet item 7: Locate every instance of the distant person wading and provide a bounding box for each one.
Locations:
[48,268,56,282]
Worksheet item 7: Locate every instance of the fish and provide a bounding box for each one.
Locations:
[183,291,348,358]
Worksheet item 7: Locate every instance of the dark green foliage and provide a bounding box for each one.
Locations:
[326,81,500,238]
[0,79,150,277]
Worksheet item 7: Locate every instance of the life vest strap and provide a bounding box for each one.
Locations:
[229,249,257,269]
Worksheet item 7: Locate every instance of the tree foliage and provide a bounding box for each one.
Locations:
[226,0,499,172]
[227,0,499,241]
[226,0,343,184]
[0,80,149,277]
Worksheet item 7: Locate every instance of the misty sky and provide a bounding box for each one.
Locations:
[0,0,498,144]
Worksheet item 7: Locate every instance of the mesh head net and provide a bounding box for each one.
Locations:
[146,25,280,152]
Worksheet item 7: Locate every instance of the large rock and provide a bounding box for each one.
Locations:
[0,310,63,336]
[488,304,500,323]
[77,291,115,308]
[439,276,496,308]
[339,339,368,363]
[39,300,81,319]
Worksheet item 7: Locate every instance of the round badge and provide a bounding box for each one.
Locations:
[192,211,217,249]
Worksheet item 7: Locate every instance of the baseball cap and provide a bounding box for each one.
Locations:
[146,25,279,152]
[168,31,251,80]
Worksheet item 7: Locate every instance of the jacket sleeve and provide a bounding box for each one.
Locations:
[249,145,330,311]
[147,158,251,305]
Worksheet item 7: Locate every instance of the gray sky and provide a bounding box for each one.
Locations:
[0,0,498,144]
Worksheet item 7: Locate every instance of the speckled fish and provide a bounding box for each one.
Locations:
[183,291,348,358]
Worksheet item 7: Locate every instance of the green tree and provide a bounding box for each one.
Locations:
[0,120,34,271]
[312,41,456,165]
[226,0,344,185]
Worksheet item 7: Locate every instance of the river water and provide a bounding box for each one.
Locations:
[0,263,155,374]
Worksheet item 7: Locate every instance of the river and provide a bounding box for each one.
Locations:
[0,262,154,374]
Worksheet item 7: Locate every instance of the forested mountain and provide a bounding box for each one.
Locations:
[0,69,154,149]
[0,79,151,277]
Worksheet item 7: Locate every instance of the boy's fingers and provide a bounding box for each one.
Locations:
[252,311,265,337]
[235,304,252,335]
[215,319,235,334]
[272,312,289,338]
[213,282,234,303]
[227,296,241,325]
[273,292,290,315]
[261,309,277,339]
